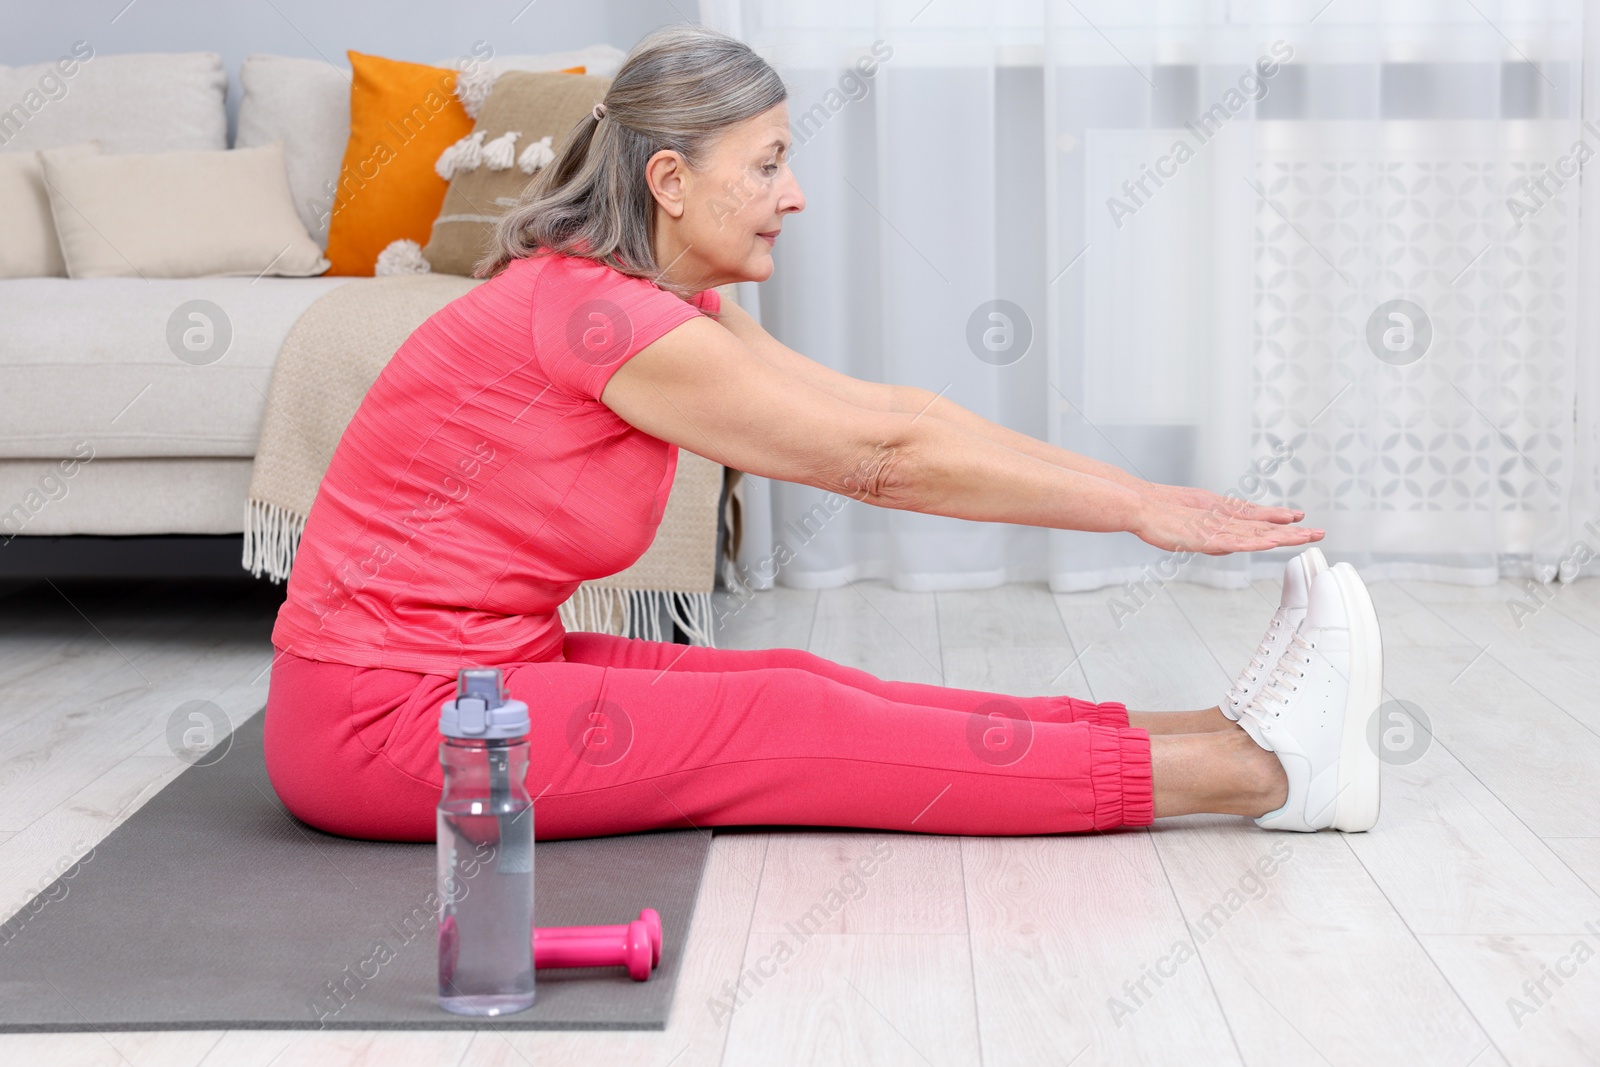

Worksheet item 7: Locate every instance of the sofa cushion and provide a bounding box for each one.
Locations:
[0,50,226,154]
[0,457,252,536]
[41,142,329,279]
[0,141,97,278]
[0,276,352,460]
[235,54,351,248]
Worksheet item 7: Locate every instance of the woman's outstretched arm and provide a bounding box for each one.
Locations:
[713,300,1303,527]
[602,315,1322,554]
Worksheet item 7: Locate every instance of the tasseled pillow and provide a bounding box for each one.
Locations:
[423,70,612,275]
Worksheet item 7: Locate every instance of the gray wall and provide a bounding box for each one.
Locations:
[0,0,694,138]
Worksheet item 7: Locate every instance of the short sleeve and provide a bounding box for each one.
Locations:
[530,253,716,401]
[692,286,723,315]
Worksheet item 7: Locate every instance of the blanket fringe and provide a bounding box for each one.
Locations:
[241,498,307,584]
[558,587,716,647]
[658,589,716,647]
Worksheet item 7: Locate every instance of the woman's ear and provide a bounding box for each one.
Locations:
[645,149,689,219]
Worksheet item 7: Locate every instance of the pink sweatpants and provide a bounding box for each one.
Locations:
[263,633,1153,841]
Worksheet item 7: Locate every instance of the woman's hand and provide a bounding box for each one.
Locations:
[1139,481,1306,526]
[1130,486,1323,555]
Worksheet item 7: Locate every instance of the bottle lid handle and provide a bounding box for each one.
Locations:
[440,666,530,739]
[457,667,506,705]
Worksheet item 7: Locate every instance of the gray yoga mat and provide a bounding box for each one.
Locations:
[0,710,711,1031]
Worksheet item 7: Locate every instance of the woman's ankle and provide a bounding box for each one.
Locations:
[1234,728,1289,816]
[1149,727,1288,818]
[1131,706,1238,735]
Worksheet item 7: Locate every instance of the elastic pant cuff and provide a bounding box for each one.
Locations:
[1063,697,1130,728]
[1089,725,1154,828]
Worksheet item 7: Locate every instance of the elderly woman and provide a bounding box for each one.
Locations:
[264,26,1383,842]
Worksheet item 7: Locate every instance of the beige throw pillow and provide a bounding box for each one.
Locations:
[0,141,97,278]
[40,142,330,279]
[423,71,611,276]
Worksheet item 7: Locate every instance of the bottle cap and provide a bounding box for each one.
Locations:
[439,667,530,740]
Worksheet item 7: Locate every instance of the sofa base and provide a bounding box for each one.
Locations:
[0,535,252,578]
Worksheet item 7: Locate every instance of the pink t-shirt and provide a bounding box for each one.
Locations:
[271,251,721,671]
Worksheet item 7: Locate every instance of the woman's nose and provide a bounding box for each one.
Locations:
[780,172,806,214]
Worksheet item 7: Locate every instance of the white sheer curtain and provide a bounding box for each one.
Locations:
[701,0,1600,592]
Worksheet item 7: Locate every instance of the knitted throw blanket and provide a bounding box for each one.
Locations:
[242,273,721,645]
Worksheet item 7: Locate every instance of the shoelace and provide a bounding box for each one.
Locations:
[1225,612,1285,709]
[1241,629,1317,729]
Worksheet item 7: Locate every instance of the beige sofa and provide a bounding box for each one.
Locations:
[0,46,727,591]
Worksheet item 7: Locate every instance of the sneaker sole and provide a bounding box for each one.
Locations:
[1329,563,1382,832]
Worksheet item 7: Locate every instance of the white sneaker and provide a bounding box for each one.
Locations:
[1239,562,1383,833]
[1221,547,1329,721]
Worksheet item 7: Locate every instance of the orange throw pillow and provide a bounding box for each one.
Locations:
[323,51,475,276]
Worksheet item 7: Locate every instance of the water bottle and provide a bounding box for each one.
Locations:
[437,667,535,1016]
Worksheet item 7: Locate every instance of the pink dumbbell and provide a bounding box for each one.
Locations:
[535,918,653,981]
[535,908,661,969]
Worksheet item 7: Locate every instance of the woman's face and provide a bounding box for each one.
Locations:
[649,102,805,290]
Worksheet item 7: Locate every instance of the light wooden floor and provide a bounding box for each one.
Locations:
[2,572,1598,1066]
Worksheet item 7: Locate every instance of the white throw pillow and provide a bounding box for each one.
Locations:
[0,141,97,278]
[0,49,226,154]
[235,54,351,248]
[40,142,330,279]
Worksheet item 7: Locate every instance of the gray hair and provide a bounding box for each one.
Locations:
[476,24,788,300]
